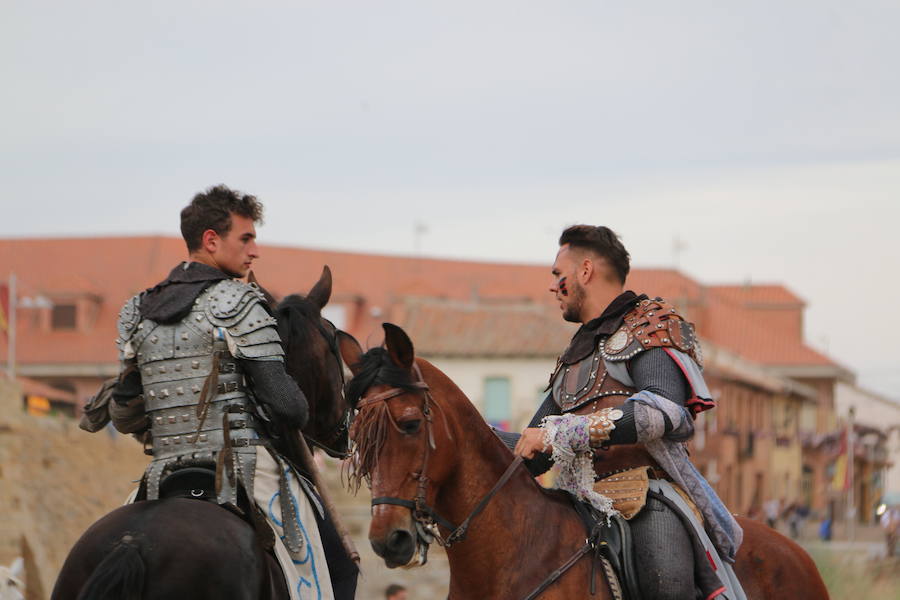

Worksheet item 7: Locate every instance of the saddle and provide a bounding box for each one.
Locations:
[141,466,275,551]
[569,496,643,600]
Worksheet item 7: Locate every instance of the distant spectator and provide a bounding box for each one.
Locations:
[763,498,781,529]
[818,516,832,541]
[880,506,900,557]
[385,583,408,600]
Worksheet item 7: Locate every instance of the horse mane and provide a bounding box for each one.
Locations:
[346,348,424,492]
[274,294,320,348]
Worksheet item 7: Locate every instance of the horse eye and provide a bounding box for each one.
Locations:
[400,419,422,434]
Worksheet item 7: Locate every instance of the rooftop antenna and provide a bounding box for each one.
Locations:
[414,220,428,255]
[672,235,688,269]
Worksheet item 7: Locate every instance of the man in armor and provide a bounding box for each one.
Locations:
[110,185,354,600]
[503,225,743,600]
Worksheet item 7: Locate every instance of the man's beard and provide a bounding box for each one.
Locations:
[561,281,585,323]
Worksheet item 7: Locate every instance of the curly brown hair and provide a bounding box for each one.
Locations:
[180,184,264,252]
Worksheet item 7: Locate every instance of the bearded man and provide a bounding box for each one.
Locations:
[501,225,743,600]
[106,185,356,599]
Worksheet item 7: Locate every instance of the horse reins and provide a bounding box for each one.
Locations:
[357,364,614,599]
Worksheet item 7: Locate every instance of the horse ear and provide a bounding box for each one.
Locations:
[248,270,278,307]
[383,323,415,370]
[337,330,364,375]
[307,265,332,310]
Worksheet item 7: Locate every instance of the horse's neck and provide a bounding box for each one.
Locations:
[437,412,582,597]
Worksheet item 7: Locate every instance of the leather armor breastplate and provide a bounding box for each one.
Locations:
[551,339,660,478]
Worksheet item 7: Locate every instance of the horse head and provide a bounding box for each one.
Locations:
[252,266,357,458]
[341,323,462,568]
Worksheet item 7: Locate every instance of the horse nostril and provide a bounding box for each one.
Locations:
[387,530,414,554]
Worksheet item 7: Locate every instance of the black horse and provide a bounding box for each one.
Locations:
[51,266,360,600]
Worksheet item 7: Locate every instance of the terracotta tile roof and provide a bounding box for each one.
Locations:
[0,236,841,372]
[396,298,576,357]
[711,284,805,307]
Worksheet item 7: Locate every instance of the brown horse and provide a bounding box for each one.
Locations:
[341,323,830,600]
[52,266,359,600]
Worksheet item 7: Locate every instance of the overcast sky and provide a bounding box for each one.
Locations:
[2,1,898,399]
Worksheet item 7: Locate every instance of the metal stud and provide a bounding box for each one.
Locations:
[168,415,176,424]
[176,386,184,395]
[158,365,167,373]
[148,390,156,397]
[192,360,200,369]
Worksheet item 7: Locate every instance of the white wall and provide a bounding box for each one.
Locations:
[423,355,557,433]
[835,381,900,495]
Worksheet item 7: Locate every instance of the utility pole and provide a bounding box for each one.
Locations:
[6,273,16,380]
[847,406,856,541]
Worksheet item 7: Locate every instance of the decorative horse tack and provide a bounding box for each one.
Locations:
[354,364,619,599]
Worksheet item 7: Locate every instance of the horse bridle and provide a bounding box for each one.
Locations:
[358,365,615,600]
[359,364,524,549]
[302,317,353,459]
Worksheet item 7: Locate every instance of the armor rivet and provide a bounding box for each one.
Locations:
[145,368,152,376]
[176,386,184,395]
[648,312,654,316]
[150,336,158,344]
[163,438,170,446]
[156,416,163,424]
[192,385,201,394]
[115,338,121,344]
[657,324,663,328]
[158,366,166,373]
[182,413,190,421]
[138,323,143,329]
[173,436,181,444]
[192,360,200,369]
[196,315,203,321]
[199,434,208,442]
[168,415,176,424]
[163,389,171,398]
[149,390,156,397]
[662,338,669,343]
[175,363,182,371]
[181,333,189,340]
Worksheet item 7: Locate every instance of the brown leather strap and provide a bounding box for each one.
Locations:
[522,541,594,600]
[444,455,524,545]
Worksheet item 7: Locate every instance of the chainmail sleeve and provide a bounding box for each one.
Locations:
[604,347,693,444]
[492,393,561,477]
[240,359,309,429]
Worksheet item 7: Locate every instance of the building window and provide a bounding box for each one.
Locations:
[51,304,77,330]
[321,304,347,330]
[484,376,511,431]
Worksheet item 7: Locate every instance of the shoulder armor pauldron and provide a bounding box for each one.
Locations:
[205,280,283,360]
[600,297,701,364]
[205,279,267,322]
[116,293,142,358]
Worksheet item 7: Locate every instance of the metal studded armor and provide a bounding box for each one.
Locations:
[117,279,283,504]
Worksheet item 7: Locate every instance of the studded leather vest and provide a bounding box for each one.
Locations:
[550,297,701,477]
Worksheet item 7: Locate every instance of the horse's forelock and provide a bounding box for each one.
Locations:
[345,348,422,491]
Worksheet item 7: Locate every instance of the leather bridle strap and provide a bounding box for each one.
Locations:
[369,496,457,531]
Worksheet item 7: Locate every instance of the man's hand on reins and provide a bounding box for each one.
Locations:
[514,427,549,459]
